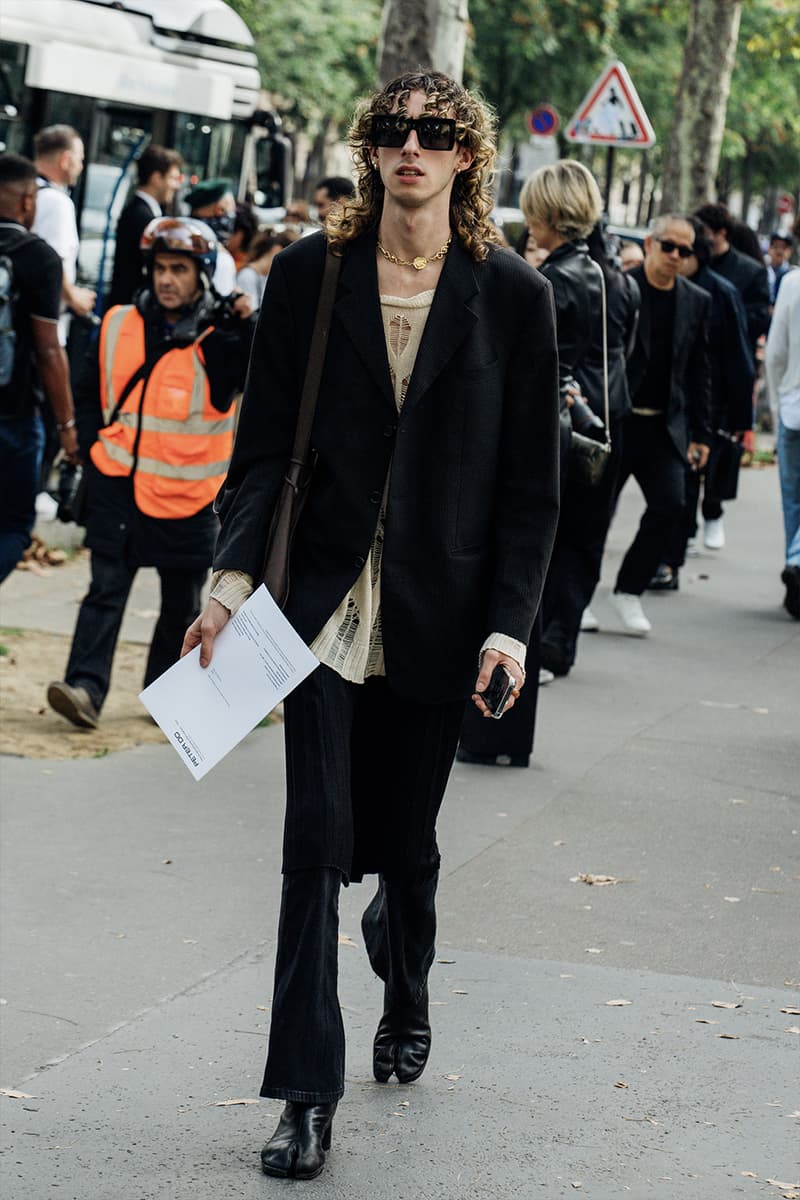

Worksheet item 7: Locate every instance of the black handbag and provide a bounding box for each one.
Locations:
[568,260,611,486]
[260,248,341,606]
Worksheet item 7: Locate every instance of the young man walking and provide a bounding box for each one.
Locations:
[183,71,560,1180]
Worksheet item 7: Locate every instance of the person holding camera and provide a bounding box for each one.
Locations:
[46,216,255,729]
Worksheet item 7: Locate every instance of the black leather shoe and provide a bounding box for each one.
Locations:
[648,563,679,591]
[260,1101,336,1180]
[456,748,529,768]
[539,639,572,677]
[782,565,800,619]
[373,987,431,1084]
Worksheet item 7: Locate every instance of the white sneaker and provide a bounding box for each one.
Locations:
[538,667,555,686]
[609,591,652,636]
[704,517,725,550]
[35,491,58,520]
[686,537,700,557]
[580,606,599,632]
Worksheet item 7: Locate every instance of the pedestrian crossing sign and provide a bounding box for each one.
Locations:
[565,60,656,149]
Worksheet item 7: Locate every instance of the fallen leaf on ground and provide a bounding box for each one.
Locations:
[256,1004,270,1012]
[437,958,455,964]
[766,1182,800,1191]
[711,1001,742,1009]
[571,1184,583,1190]
[397,1100,410,1108]
[717,1033,740,1039]
[444,1074,461,1081]
[451,989,468,995]
[695,1019,720,1025]
[614,1081,629,1089]
[605,999,633,1007]
[0,1088,34,1099]
[337,934,357,948]
[741,1172,758,1179]
[785,1026,800,1035]
[585,948,604,954]
[780,1007,800,1015]
[214,1098,260,1107]
[570,873,635,886]
[723,896,741,903]
[622,1115,658,1125]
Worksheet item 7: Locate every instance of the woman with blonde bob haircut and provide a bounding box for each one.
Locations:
[520,159,602,245]
[459,158,609,768]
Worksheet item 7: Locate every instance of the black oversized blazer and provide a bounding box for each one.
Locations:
[626,267,713,455]
[214,230,561,703]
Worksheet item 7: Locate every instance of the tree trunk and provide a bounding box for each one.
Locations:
[740,148,754,222]
[378,0,469,86]
[659,0,742,213]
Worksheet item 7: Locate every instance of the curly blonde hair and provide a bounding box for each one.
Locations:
[325,71,501,263]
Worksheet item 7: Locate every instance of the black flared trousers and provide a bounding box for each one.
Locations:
[260,665,465,1103]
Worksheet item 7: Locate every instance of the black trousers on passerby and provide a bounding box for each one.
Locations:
[65,550,206,709]
[260,665,464,1103]
[540,417,625,669]
[662,444,725,571]
[614,414,687,596]
[457,612,541,763]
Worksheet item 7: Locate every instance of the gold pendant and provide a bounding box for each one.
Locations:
[412,256,427,271]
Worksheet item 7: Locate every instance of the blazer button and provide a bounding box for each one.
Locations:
[369,490,381,504]
[383,423,396,438]
[354,555,366,568]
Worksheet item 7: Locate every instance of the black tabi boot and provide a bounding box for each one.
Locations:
[260,1100,336,1180]
[373,985,431,1084]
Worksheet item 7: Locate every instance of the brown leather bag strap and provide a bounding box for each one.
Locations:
[286,248,341,481]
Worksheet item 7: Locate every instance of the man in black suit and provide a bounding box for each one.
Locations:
[694,202,770,360]
[607,213,711,635]
[182,71,560,1179]
[106,145,182,308]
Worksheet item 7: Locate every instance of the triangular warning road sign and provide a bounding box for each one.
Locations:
[565,60,656,149]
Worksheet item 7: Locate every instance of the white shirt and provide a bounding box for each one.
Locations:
[766,268,800,431]
[213,245,237,296]
[32,177,79,345]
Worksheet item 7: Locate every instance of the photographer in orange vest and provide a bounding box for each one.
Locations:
[48,217,255,729]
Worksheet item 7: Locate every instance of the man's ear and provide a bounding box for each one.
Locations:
[643,234,652,257]
[456,144,474,173]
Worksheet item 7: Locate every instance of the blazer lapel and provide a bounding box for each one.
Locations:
[335,232,395,408]
[402,238,479,413]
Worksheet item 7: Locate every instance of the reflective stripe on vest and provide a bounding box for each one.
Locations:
[91,306,234,519]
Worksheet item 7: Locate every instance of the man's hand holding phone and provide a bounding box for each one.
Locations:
[472,649,523,718]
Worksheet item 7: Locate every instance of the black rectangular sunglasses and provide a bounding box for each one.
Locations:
[655,237,694,258]
[370,113,457,151]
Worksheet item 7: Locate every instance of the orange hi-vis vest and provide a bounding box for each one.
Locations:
[90,305,234,520]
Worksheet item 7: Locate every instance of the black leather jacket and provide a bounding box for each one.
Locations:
[539,240,604,394]
[575,266,640,421]
[539,240,604,459]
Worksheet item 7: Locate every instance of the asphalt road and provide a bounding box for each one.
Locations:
[1,466,798,1200]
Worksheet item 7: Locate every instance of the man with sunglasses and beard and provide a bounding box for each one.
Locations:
[47,216,255,729]
[605,213,712,636]
[182,71,560,1180]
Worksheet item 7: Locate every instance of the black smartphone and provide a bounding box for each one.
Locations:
[479,663,516,719]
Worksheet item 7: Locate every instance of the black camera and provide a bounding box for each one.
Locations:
[56,461,84,524]
[569,396,606,442]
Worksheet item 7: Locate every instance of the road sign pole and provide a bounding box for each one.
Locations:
[604,146,615,210]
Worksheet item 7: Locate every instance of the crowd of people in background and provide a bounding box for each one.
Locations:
[0,121,797,743]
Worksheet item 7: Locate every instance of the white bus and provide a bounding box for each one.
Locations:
[0,0,291,293]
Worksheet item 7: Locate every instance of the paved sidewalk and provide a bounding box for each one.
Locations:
[1,467,798,1199]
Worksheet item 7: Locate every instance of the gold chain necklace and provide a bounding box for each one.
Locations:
[377,234,452,271]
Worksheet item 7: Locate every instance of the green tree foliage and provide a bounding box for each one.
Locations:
[719,0,800,204]
[468,0,798,210]
[228,0,381,134]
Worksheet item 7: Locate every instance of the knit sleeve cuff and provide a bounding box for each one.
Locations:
[209,569,254,616]
[480,632,527,675]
